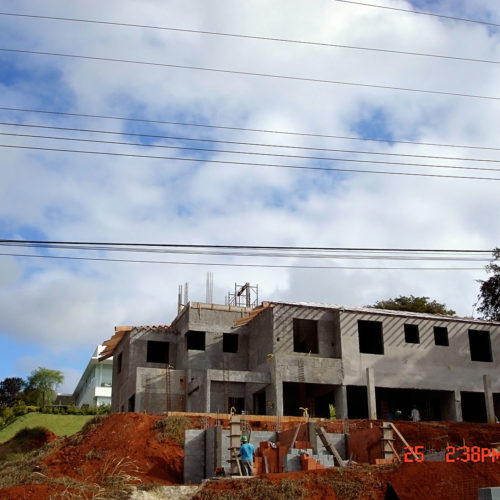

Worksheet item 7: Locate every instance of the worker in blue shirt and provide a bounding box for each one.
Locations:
[238,435,255,476]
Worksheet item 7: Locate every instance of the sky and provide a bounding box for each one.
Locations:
[0,0,499,394]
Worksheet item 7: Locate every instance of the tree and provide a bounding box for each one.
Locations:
[0,377,25,407]
[26,368,64,408]
[476,248,500,321]
[369,295,455,316]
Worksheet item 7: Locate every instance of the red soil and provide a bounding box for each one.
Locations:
[42,413,184,485]
[197,462,500,500]
[2,415,500,500]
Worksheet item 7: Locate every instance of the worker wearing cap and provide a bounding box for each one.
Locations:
[238,436,255,476]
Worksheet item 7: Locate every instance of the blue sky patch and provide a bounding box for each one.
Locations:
[351,108,394,143]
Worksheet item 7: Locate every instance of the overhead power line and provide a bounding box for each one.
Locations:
[0,252,484,270]
[1,106,498,152]
[0,240,492,261]
[1,47,499,101]
[0,240,492,253]
[333,0,500,28]
[2,131,499,173]
[0,11,497,65]
[2,143,500,181]
[2,122,500,163]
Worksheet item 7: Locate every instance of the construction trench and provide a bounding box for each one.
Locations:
[182,412,500,484]
[184,414,345,483]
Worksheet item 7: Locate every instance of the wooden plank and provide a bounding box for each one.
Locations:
[315,426,345,467]
[388,439,401,463]
[389,422,418,461]
[236,457,243,476]
[263,456,269,473]
[290,424,301,449]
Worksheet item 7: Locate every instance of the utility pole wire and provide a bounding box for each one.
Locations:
[2,131,499,172]
[2,123,500,163]
[2,143,500,181]
[0,241,491,261]
[0,253,485,270]
[0,11,497,65]
[1,106,499,152]
[1,47,499,101]
[0,239,492,253]
[333,0,500,28]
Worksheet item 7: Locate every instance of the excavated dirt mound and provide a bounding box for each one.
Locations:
[390,421,500,453]
[42,413,184,485]
[195,462,500,500]
[2,415,500,499]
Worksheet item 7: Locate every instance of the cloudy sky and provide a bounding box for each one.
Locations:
[0,0,499,393]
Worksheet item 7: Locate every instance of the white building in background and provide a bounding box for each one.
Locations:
[73,345,113,407]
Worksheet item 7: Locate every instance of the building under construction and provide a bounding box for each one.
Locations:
[100,290,500,423]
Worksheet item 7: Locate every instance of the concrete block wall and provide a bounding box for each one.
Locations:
[135,367,186,413]
[339,310,500,392]
[479,487,500,500]
[272,304,342,359]
[184,429,205,484]
[204,425,222,479]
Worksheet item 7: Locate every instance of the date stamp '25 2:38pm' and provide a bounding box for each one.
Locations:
[403,446,500,463]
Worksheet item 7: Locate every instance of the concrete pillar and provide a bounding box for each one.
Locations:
[268,355,283,417]
[205,379,211,413]
[453,389,463,422]
[366,368,377,420]
[334,385,348,419]
[484,375,496,424]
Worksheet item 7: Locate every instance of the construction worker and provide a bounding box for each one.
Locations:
[238,436,255,476]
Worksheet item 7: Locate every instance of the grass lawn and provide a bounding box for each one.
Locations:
[0,413,94,443]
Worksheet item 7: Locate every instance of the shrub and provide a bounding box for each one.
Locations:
[154,416,190,445]
[12,401,27,417]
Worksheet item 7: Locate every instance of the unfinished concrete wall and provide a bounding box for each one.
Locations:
[111,330,137,413]
[248,307,274,370]
[339,310,500,393]
[184,429,205,483]
[272,304,342,359]
[135,367,186,413]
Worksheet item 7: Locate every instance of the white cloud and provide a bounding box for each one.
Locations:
[0,0,498,379]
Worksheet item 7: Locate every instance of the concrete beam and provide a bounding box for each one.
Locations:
[206,369,271,384]
[484,374,496,424]
[366,368,377,420]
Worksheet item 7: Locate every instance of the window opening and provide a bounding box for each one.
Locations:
[146,340,169,363]
[186,330,206,350]
[358,320,384,355]
[117,352,122,373]
[223,333,238,353]
[468,330,492,362]
[293,318,319,353]
[433,326,449,346]
[404,324,420,344]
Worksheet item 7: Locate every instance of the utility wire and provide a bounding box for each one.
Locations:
[0,239,491,253]
[333,0,500,28]
[2,143,500,180]
[2,122,499,164]
[1,106,498,152]
[3,131,499,173]
[0,241,490,261]
[1,47,499,101]
[0,11,497,65]
[0,252,484,270]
